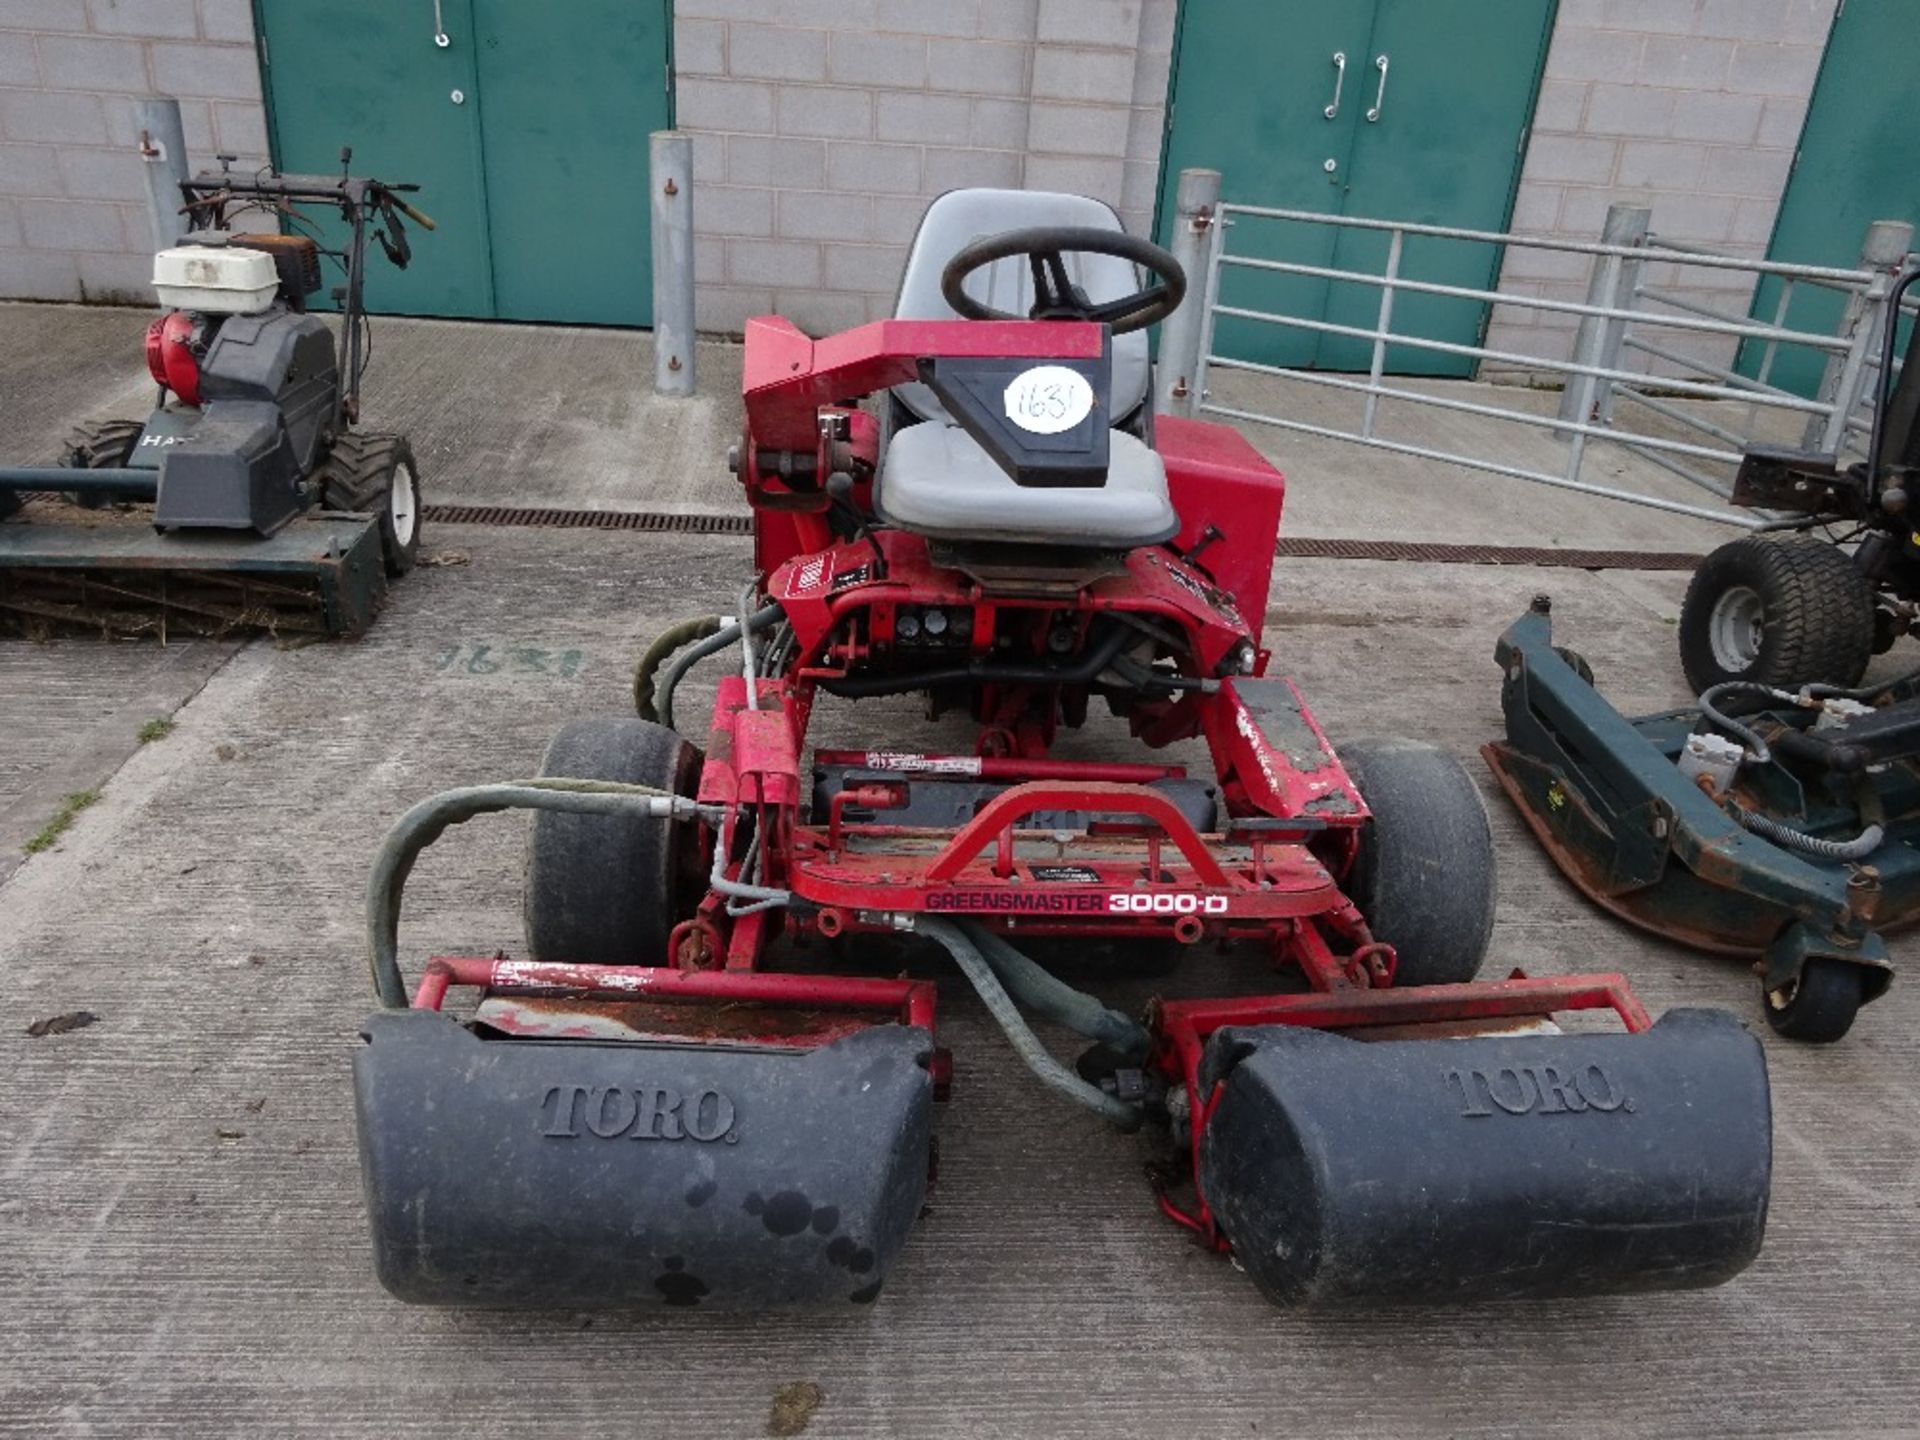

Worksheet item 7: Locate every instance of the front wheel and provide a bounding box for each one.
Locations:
[1338,737,1497,987]
[523,717,703,965]
[1762,959,1864,1044]
[1679,536,1875,692]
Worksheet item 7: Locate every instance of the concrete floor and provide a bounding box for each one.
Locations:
[1,302,1916,1439]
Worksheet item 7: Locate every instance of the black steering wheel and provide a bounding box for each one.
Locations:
[940,226,1187,335]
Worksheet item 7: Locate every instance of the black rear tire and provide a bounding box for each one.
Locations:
[1762,958,1864,1044]
[1679,536,1875,693]
[56,417,146,508]
[316,431,421,576]
[1339,737,1496,987]
[524,717,702,965]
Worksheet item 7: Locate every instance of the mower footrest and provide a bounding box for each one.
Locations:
[353,1010,934,1308]
[1198,1008,1770,1304]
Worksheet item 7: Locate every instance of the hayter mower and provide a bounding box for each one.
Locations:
[0,151,431,638]
[1677,264,1920,691]
[354,189,1771,1310]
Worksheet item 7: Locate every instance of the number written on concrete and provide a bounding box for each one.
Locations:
[432,643,586,678]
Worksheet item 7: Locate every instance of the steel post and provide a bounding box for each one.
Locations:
[1807,219,1913,451]
[135,96,191,253]
[1558,203,1649,433]
[1155,168,1221,419]
[650,131,696,398]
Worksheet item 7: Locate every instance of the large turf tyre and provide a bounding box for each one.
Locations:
[523,717,702,965]
[316,431,421,576]
[56,416,145,508]
[1762,958,1864,1044]
[1679,536,1875,693]
[1339,737,1497,988]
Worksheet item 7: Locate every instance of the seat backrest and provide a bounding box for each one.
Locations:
[891,188,1152,425]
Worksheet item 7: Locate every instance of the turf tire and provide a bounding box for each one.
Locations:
[1339,737,1497,988]
[1679,536,1875,693]
[523,717,702,965]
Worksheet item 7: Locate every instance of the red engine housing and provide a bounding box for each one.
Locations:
[144,310,202,406]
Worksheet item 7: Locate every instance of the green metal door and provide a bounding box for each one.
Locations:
[1321,0,1556,374]
[1154,3,1365,369]
[255,0,494,317]
[1739,0,1916,398]
[471,0,670,325]
[1155,0,1556,375]
[255,0,670,324]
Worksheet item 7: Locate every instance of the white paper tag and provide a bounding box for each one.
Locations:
[1002,365,1094,435]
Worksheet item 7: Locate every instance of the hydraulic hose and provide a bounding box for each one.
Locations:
[1697,681,1791,763]
[917,917,1143,1130]
[821,620,1133,700]
[365,778,710,1009]
[958,921,1151,1062]
[1732,805,1884,861]
[651,602,784,731]
[633,616,724,721]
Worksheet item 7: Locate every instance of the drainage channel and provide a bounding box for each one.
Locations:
[420,505,1702,572]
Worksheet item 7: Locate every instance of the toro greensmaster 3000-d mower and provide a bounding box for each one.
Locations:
[0,152,429,638]
[1485,268,1920,1043]
[355,190,1771,1310]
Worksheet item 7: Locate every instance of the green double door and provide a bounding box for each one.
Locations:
[1157,0,1557,375]
[1738,0,1915,398]
[257,0,671,324]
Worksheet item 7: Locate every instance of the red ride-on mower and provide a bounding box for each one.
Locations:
[354,190,1772,1310]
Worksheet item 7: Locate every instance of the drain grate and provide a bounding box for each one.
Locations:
[422,505,1701,571]
[423,504,752,534]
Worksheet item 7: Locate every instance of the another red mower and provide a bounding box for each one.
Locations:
[353,189,1771,1309]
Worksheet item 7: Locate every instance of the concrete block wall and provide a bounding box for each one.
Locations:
[1485,0,1836,377]
[0,0,269,304]
[673,0,1175,336]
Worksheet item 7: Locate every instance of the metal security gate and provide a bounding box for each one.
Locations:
[255,0,671,325]
[1153,168,1917,527]
[1155,0,1556,375]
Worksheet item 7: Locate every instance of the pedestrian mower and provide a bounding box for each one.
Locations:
[1486,594,1907,1043]
[354,189,1772,1310]
[0,151,430,638]
[1677,264,1919,691]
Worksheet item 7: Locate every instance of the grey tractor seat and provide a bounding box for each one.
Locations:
[876,421,1178,549]
[877,186,1175,549]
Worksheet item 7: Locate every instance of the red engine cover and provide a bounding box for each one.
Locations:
[144,311,202,406]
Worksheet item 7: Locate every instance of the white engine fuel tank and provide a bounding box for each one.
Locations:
[152,245,279,314]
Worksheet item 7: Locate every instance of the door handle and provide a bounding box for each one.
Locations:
[1323,52,1346,120]
[432,0,450,46]
[1366,54,1390,122]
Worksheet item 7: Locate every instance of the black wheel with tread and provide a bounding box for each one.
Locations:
[1339,737,1497,987]
[56,416,145,508]
[1679,536,1875,693]
[316,431,421,576]
[524,717,702,965]
[1762,958,1864,1044]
